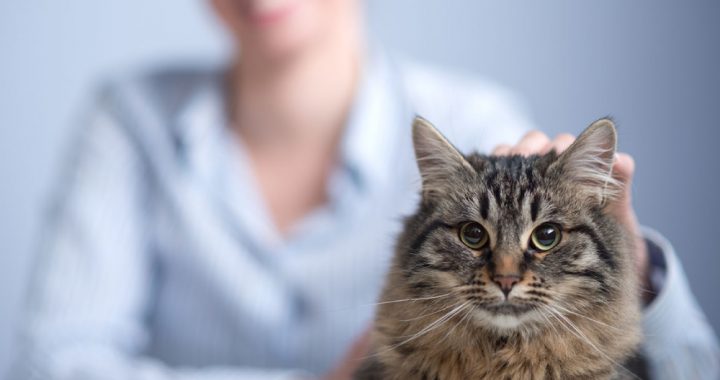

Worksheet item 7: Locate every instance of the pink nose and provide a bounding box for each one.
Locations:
[493,274,521,298]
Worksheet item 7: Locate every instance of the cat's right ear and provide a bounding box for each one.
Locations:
[549,118,621,205]
[412,116,474,197]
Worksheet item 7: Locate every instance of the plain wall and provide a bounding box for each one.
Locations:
[1,0,718,373]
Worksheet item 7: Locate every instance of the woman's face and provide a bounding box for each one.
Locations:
[211,0,358,59]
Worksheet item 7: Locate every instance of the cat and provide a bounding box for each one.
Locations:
[355,117,642,380]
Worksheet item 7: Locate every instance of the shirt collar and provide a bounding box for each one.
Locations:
[175,68,227,143]
[340,52,407,192]
[174,53,406,192]
[174,70,228,181]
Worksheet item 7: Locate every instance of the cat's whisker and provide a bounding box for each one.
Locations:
[358,292,456,310]
[322,291,455,314]
[545,289,609,306]
[366,301,471,360]
[551,302,623,332]
[542,305,641,380]
[438,302,475,344]
[397,300,460,322]
[637,285,656,295]
[394,301,469,340]
[534,304,561,338]
[375,292,454,306]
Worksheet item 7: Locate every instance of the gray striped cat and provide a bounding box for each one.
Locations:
[356,117,642,379]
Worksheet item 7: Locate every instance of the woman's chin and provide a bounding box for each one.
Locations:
[245,0,302,27]
[238,10,322,60]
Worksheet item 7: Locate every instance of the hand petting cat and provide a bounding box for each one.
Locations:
[491,130,650,297]
[321,330,371,380]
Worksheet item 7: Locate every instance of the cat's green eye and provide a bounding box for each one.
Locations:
[530,223,561,251]
[459,222,489,249]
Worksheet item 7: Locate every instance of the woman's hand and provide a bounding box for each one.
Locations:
[321,329,372,380]
[491,131,650,291]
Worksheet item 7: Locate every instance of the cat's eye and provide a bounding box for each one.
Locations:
[530,223,561,251]
[459,222,489,249]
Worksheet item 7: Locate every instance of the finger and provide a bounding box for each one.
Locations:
[613,152,635,186]
[540,140,555,155]
[510,130,551,156]
[540,133,575,155]
[491,144,512,156]
[612,152,636,204]
[607,152,646,284]
[549,133,576,154]
[605,152,636,222]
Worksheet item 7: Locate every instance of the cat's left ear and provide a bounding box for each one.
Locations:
[412,116,474,198]
[550,118,621,205]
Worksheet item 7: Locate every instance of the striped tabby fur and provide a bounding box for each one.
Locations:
[356,117,642,380]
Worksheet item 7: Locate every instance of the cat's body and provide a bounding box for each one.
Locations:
[356,118,642,380]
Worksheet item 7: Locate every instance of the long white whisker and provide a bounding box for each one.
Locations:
[398,301,459,322]
[327,292,454,313]
[552,302,623,332]
[374,292,454,306]
[439,303,474,344]
[543,305,640,380]
[365,301,470,360]
[396,301,469,340]
[536,305,560,338]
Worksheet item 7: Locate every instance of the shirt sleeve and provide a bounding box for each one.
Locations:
[6,86,311,380]
[641,227,720,380]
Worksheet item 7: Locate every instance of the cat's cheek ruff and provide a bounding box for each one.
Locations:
[550,277,610,311]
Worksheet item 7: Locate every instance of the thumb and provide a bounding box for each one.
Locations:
[344,328,372,362]
[323,327,373,380]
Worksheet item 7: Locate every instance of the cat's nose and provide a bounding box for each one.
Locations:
[493,274,521,298]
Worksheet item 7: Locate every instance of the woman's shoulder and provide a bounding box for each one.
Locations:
[96,61,226,122]
[84,62,227,159]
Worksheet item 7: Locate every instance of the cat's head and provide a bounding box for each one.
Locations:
[399,116,633,333]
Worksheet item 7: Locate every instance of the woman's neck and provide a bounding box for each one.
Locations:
[230,25,363,151]
[226,20,364,235]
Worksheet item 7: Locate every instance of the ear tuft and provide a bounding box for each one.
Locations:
[552,118,621,204]
[412,116,473,197]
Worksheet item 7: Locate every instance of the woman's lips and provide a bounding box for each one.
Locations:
[244,0,299,27]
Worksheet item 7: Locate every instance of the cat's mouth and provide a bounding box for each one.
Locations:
[482,301,534,315]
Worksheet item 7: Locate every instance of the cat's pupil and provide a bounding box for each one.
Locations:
[460,222,487,248]
[465,225,484,244]
[535,227,556,246]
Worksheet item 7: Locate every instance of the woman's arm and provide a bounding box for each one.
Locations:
[641,228,720,380]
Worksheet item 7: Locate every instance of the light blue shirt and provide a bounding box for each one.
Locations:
[9,54,719,380]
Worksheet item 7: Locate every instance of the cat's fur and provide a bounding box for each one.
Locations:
[356,117,642,380]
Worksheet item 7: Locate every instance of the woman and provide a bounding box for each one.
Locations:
[11,0,719,379]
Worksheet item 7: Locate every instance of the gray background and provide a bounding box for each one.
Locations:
[1,0,718,373]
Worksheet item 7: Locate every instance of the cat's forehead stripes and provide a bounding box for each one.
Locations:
[465,154,551,231]
[530,195,541,222]
[479,192,490,220]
